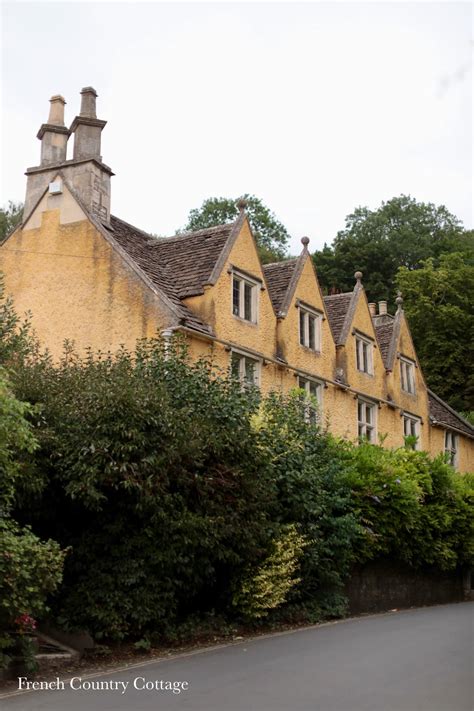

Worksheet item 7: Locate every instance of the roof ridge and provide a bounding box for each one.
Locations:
[111,214,155,241]
[156,222,235,244]
[324,292,353,300]
[263,258,298,269]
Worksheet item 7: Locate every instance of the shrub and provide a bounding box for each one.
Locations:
[232,524,308,619]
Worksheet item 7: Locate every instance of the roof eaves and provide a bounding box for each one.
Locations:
[428,389,474,435]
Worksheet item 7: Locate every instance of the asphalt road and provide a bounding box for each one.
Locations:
[1,603,472,711]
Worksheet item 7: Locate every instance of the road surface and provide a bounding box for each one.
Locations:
[1,602,472,711]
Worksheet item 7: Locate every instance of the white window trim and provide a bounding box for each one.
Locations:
[400,356,416,395]
[298,305,322,352]
[297,375,323,422]
[444,431,458,469]
[231,270,259,324]
[230,348,261,388]
[355,335,374,375]
[357,398,377,443]
[403,413,421,449]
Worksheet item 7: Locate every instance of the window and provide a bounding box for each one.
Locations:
[400,357,416,394]
[355,336,373,375]
[444,431,458,468]
[357,399,376,442]
[230,351,260,388]
[403,414,420,449]
[232,272,257,323]
[299,307,321,351]
[298,376,323,423]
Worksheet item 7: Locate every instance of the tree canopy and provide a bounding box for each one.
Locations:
[180,194,290,263]
[0,201,23,242]
[396,253,474,413]
[313,195,472,305]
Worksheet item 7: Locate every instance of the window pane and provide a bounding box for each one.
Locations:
[366,405,372,424]
[245,358,256,384]
[309,381,319,399]
[299,310,306,346]
[308,316,315,350]
[358,402,363,422]
[298,377,308,391]
[244,282,253,321]
[231,352,241,378]
[356,340,361,370]
[358,424,365,438]
[362,342,368,372]
[232,278,240,316]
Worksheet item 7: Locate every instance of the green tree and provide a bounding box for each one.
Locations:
[181,195,290,263]
[313,195,471,305]
[396,253,474,411]
[0,201,23,241]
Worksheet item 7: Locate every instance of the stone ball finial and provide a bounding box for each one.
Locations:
[396,291,404,309]
[301,236,310,247]
[236,197,248,213]
[354,270,363,282]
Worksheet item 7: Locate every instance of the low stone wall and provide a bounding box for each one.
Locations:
[345,560,466,614]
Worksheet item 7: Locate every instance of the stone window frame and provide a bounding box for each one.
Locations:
[402,412,421,449]
[230,349,261,389]
[355,334,374,376]
[444,430,458,469]
[298,304,322,352]
[297,375,323,423]
[231,270,259,324]
[357,398,377,443]
[400,356,416,395]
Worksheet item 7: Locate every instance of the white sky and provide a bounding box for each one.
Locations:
[1,1,472,254]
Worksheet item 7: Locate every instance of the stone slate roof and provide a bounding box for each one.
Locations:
[150,224,234,298]
[428,390,474,438]
[262,260,297,313]
[374,321,394,367]
[323,293,353,342]
[108,215,227,335]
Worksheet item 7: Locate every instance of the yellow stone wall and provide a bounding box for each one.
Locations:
[2,208,472,471]
[1,209,174,360]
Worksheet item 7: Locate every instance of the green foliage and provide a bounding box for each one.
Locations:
[346,443,474,570]
[0,201,23,242]
[181,194,290,263]
[13,338,276,640]
[313,195,471,305]
[396,253,474,411]
[0,518,66,631]
[232,524,308,619]
[0,274,32,366]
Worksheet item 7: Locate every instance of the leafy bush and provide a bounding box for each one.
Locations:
[232,524,308,619]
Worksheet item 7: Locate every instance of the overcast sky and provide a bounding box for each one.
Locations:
[1,1,472,254]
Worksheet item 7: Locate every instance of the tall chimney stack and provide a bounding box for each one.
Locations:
[368,303,376,317]
[37,95,69,166]
[378,301,388,316]
[25,87,113,224]
[70,87,106,161]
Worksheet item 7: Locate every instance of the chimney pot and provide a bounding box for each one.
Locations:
[368,302,376,317]
[48,95,66,125]
[80,86,98,118]
[378,300,388,315]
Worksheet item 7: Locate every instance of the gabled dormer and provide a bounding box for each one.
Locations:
[263,238,336,392]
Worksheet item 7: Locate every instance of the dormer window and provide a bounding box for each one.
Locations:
[232,272,258,323]
[400,356,416,394]
[355,335,373,375]
[299,306,321,351]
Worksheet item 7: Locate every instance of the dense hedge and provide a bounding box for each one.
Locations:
[6,336,472,642]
